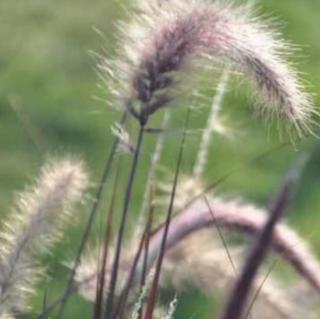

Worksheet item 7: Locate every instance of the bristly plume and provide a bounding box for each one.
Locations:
[111,0,314,131]
[162,232,311,319]
[0,158,89,316]
[76,195,320,310]
[142,195,320,293]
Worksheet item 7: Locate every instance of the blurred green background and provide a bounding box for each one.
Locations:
[0,0,319,318]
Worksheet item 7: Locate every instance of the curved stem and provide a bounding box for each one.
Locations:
[79,196,320,304]
[131,197,320,293]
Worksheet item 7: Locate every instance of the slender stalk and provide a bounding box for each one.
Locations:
[114,187,156,319]
[113,229,147,319]
[36,271,105,319]
[104,124,145,318]
[244,260,278,319]
[93,161,121,319]
[138,214,154,319]
[139,111,170,220]
[144,108,191,319]
[141,189,155,289]
[55,111,127,319]
[203,195,237,274]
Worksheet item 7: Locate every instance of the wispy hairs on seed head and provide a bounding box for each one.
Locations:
[162,232,312,319]
[0,158,89,316]
[75,195,320,312]
[132,195,320,293]
[76,240,136,301]
[110,0,314,132]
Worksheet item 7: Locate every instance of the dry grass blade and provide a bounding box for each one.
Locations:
[193,70,230,178]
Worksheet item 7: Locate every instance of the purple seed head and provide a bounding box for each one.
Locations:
[110,0,315,131]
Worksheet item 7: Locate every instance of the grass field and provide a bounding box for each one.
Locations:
[0,0,319,318]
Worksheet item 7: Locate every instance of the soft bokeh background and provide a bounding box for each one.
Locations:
[0,0,319,318]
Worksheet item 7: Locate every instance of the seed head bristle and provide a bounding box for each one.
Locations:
[162,231,310,319]
[137,196,320,293]
[110,0,314,131]
[0,158,89,316]
[76,195,320,309]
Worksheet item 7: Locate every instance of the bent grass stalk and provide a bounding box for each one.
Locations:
[143,197,320,292]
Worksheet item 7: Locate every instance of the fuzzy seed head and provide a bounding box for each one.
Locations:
[163,231,313,319]
[110,0,315,132]
[0,158,89,315]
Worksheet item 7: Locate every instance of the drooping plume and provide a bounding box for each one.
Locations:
[76,195,320,310]
[112,0,314,131]
[141,196,320,293]
[0,158,89,316]
[162,232,312,319]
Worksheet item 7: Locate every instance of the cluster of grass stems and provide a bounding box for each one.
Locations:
[0,1,320,319]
